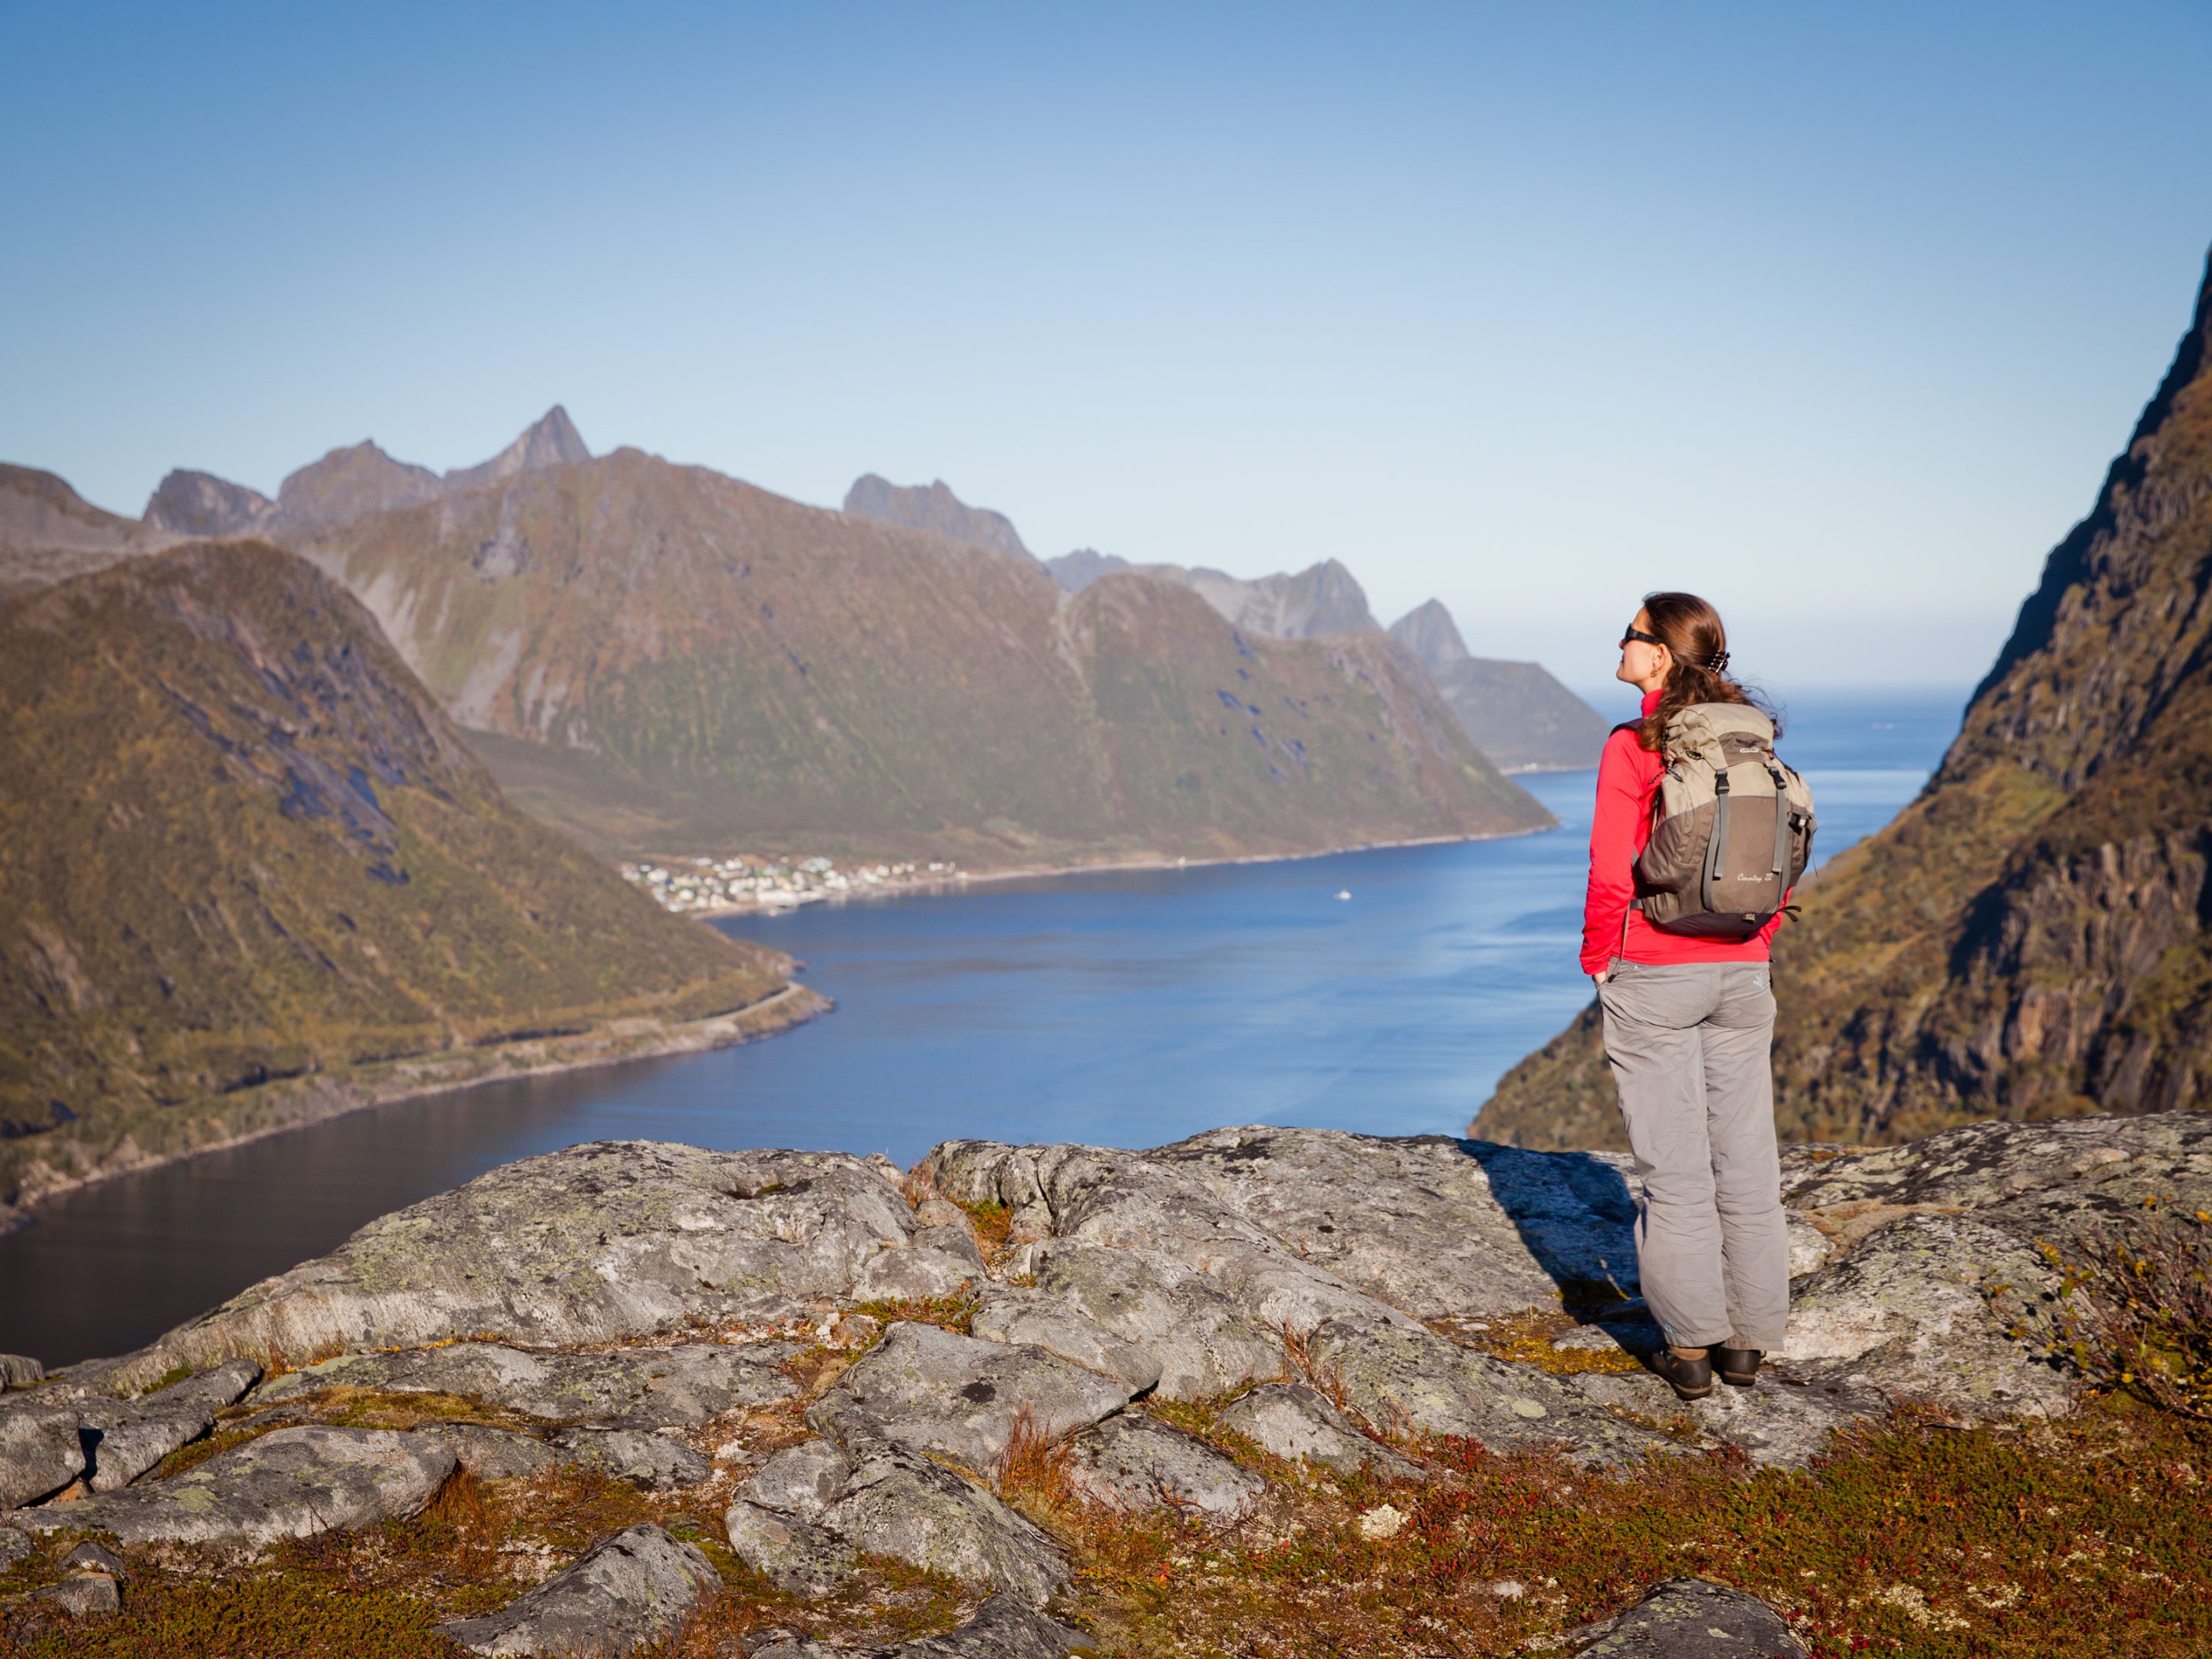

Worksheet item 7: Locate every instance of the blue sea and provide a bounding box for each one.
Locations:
[0,688,1965,1366]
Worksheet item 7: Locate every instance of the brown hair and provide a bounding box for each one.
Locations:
[1634,591,1768,752]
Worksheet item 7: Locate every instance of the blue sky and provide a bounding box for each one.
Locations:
[5,2,2209,687]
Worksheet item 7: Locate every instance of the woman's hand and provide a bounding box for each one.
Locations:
[1592,970,1610,985]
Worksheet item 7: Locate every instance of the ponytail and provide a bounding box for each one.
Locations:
[1634,591,1770,752]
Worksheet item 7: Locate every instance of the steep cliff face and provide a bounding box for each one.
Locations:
[1479,249,2212,1149]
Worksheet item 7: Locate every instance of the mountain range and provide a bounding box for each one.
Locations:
[0,538,809,1220]
[3,422,1571,866]
[1479,248,2212,1148]
[1028,538,1601,770]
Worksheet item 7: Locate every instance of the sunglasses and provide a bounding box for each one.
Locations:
[1619,625,1665,650]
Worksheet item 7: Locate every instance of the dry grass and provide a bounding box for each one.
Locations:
[1268,1323,1349,1412]
[2041,1198,2212,1421]
[997,1406,1078,1513]
[851,1291,981,1337]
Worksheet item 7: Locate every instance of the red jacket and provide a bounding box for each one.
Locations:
[1579,687,1784,976]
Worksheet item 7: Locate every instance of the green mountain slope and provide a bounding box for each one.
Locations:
[291,449,1550,862]
[0,541,803,1212]
[1478,248,2212,1151]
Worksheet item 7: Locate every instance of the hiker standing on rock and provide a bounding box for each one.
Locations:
[1583,592,1815,1401]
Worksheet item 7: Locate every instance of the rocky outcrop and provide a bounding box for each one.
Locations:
[12,1426,454,1549]
[1552,1578,1808,1657]
[106,1144,914,1389]
[806,1322,1137,1469]
[252,1339,796,1426]
[435,1523,717,1656]
[7,1113,2182,1652]
[1482,245,2212,1148]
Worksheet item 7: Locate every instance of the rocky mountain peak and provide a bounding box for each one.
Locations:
[143,469,274,538]
[842,474,1032,560]
[443,405,592,492]
[1045,548,1131,592]
[274,440,444,526]
[1389,598,1472,673]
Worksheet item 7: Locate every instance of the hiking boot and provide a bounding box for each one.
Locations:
[1714,1345,1763,1389]
[1649,1346,1714,1401]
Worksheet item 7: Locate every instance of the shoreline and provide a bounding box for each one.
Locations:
[674,824,1557,919]
[0,982,830,1238]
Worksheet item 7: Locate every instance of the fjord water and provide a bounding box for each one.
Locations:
[0,690,1962,1366]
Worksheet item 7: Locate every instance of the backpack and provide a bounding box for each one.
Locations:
[1632,703,1816,939]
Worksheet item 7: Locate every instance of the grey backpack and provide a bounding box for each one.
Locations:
[1633,703,1816,939]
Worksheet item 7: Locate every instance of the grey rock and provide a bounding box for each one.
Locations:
[252,1339,796,1426]
[723,1497,857,1594]
[12,1426,453,1549]
[67,1358,259,1492]
[853,1230,982,1303]
[437,1524,718,1656]
[887,1593,1089,1656]
[1149,1128,1642,1320]
[749,1641,836,1659]
[78,1405,212,1492]
[1001,1144,1409,1336]
[28,1573,121,1617]
[1033,1240,1282,1401]
[1553,1577,1806,1656]
[911,1197,973,1233]
[1780,1114,2212,1243]
[1566,1366,1886,1469]
[414,1423,558,1481]
[818,1440,1067,1605]
[1065,1411,1263,1523]
[1780,1214,2072,1420]
[136,1357,262,1412]
[808,1322,1134,1472]
[1217,1384,1419,1480]
[60,1541,127,1578]
[551,1429,710,1489]
[0,1525,30,1566]
[1310,1320,1671,1465]
[0,1400,84,1508]
[0,1356,43,1390]
[108,1144,912,1393]
[740,1439,852,1518]
[969,1287,1164,1393]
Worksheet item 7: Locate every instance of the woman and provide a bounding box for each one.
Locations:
[1583,591,1789,1401]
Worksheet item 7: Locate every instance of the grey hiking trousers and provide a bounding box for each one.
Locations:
[1597,959,1789,1350]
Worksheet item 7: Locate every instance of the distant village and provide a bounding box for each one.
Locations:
[618,853,960,915]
